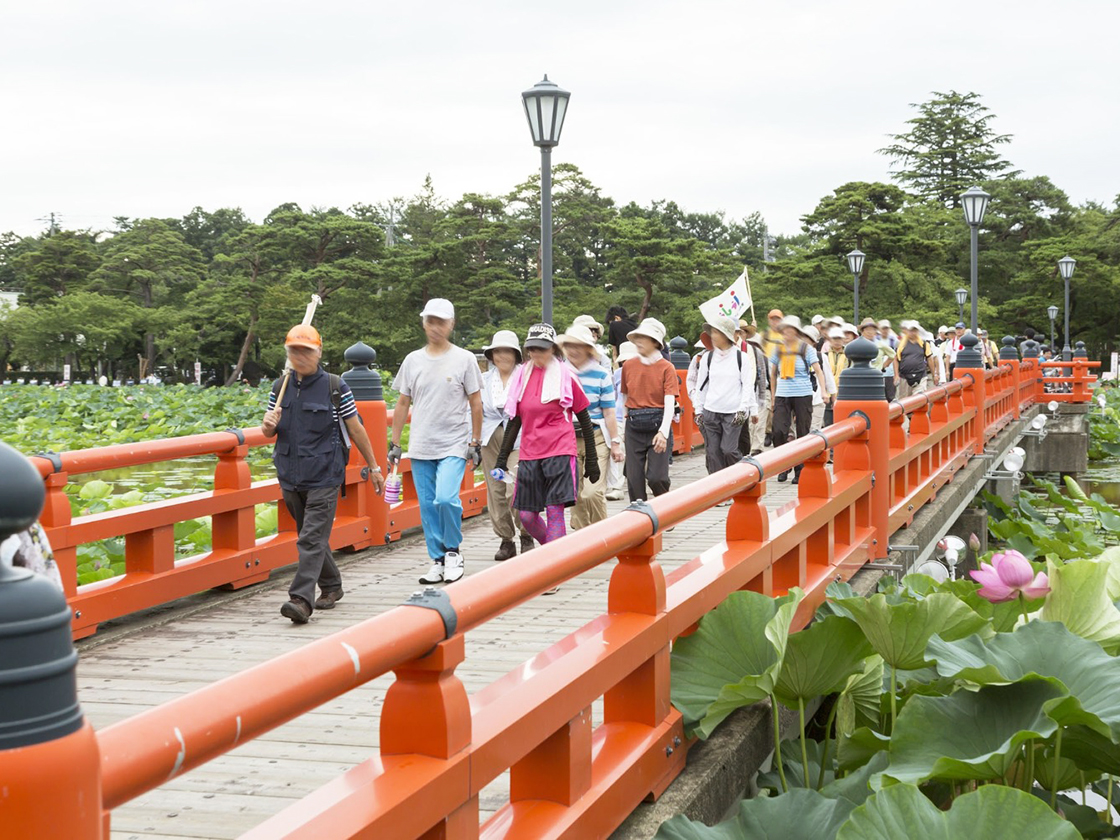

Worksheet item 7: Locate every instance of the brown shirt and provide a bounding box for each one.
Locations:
[620,357,680,409]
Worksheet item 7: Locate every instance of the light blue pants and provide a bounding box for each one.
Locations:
[411,457,467,561]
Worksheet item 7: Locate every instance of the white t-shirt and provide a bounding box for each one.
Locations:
[392,345,483,460]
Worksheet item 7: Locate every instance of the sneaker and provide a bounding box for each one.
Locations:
[605,489,625,501]
[280,597,311,624]
[542,586,561,595]
[764,434,773,447]
[494,540,516,562]
[314,589,344,610]
[750,449,762,456]
[778,471,789,482]
[520,534,535,554]
[419,563,444,584]
[443,551,465,583]
[792,474,800,485]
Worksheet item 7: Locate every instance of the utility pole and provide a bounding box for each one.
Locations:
[381,201,401,247]
[37,212,61,235]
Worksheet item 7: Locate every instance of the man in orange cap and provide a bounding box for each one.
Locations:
[262,324,384,624]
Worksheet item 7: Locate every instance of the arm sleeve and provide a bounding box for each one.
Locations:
[738,352,757,413]
[659,395,676,437]
[496,416,522,469]
[575,407,596,465]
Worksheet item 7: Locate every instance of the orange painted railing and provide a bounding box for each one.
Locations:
[29,402,487,639]
[1040,358,1101,402]
[672,369,705,454]
[9,352,1092,839]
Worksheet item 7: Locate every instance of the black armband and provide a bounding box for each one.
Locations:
[575,408,596,461]
[495,417,522,469]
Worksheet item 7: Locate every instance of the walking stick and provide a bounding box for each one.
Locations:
[274,294,322,404]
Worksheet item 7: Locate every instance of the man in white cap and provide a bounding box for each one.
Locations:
[390,298,484,585]
[896,320,938,398]
[693,315,757,477]
[878,319,898,350]
[620,318,679,500]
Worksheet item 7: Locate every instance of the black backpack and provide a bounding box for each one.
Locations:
[698,349,742,391]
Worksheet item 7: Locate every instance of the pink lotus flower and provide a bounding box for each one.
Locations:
[970,550,1050,603]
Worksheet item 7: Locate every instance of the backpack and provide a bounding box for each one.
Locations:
[797,344,818,392]
[698,349,742,391]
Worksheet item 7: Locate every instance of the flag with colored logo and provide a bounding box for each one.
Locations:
[699,269,751,325]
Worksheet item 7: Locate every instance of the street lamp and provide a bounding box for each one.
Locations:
[1047,304,1059,357]
[1058,255,1076,361]
[960,186,990,335]
[521,75,570,325]
[955,288,968,324]
[846,249,865,322]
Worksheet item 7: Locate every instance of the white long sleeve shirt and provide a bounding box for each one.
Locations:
[692,347,758,415]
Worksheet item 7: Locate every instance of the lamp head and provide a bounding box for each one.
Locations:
[960,186,991,227]
[521,75,570,148]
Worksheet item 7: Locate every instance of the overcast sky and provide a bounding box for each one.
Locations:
[3,0,1117,239]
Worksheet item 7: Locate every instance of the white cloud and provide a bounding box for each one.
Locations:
[2,0,1116,238]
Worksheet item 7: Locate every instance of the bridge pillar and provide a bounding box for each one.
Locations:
[954,333,985,457]
[1001,337,1022,420]
[341,341,388,550]
[833,338,889,561]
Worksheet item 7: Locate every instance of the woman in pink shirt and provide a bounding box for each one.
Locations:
[492,324,600,567]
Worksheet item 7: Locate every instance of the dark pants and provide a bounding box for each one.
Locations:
[625,424,671,501]
[884,376,897,401]
[702,410,742,475]
[772,395,813,478]
[282,485,341,611]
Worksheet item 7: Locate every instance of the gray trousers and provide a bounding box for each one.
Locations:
[282,485,341,611]
[625,424,671,501]
[703,410,743,475]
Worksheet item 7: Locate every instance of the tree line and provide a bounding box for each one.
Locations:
[1,90,1116,382]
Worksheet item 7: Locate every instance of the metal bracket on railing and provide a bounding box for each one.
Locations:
[625,500,661,536]
[889,400,905,415]
[808,429,830,450]
[35,450,63,474]
[225,428,246,445]
[402,587,457,639]
[887,544,920,553]
[739,454,765,481]
[849,409,871,431]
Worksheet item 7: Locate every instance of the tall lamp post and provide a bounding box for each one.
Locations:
[521,75,570,325]
[955,288,968,324]
[960,186,990,334]
[1047,304,1059,356]
[1058,255,1076,361]
[846,249,865,323]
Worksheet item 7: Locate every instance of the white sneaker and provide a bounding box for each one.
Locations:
[605,490,625,501]
[443,551,465,583]
[419,563,444,584]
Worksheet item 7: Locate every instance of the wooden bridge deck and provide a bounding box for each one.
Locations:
[77,451,801,840]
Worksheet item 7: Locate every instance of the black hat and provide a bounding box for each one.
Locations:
[524,323,558,350]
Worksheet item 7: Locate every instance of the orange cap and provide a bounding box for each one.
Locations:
[285,324,322,350]
[768,309,783,319]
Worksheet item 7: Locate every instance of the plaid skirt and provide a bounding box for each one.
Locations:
[513,455,577,512]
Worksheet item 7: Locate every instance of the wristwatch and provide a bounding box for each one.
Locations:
[611,436,622,444]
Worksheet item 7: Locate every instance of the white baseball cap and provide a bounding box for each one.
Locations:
[420,298,455,320]
[811,314,824,325]
[878,319,891,328]
[828,327,845,339]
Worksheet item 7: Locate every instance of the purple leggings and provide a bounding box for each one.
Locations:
[519,505,566,544]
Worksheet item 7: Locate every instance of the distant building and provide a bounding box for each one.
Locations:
[0,290,19,309]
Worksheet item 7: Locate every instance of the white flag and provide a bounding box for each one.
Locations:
[699,269,751,325]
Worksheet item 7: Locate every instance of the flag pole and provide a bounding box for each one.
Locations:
[744,266,757,326]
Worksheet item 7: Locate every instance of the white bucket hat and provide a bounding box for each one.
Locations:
[483,329,522,362]
[803,325,821,343]
[616,341,640,363]
[778,314,810,339]
[571,314,604,333]
[628,317,667,348]
[557,323,598,349]
[828,327,846,339]
[702,314,738,344]
[420,298,455,320]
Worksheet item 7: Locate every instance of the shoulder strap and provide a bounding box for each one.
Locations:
[699,351,712,391]
[328,373,353,448]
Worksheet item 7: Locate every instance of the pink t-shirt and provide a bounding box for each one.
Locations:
[517,366,589,461]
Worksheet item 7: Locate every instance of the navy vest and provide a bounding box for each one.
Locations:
[272,369,346,491]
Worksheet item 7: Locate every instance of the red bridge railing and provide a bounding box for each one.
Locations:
[7,349,1094,839]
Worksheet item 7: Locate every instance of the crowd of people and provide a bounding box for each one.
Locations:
[263,297,1049,620]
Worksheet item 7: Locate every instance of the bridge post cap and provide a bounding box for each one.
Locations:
[843,336,878,366]
[837,337,886,402]
[0,440,83,750]
[344,341,377,367]
[668,335,688,351]
[1074,341,1088,359]
[955,331,984,369]
[1022,339,1041,359]
[1000,335,1019,360]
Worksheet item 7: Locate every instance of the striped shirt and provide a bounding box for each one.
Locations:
[268,371,358,422]
[570,361,616,425]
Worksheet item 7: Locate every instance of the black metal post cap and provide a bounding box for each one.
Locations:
[1000,335,1019,360]
[1073,341,1088,359]
[668,335,692,371]
[1022,339,1040,359]
[837,337,885,401]
[340,340,383,402]
[955,332,984,370]
[0,441,84,750]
